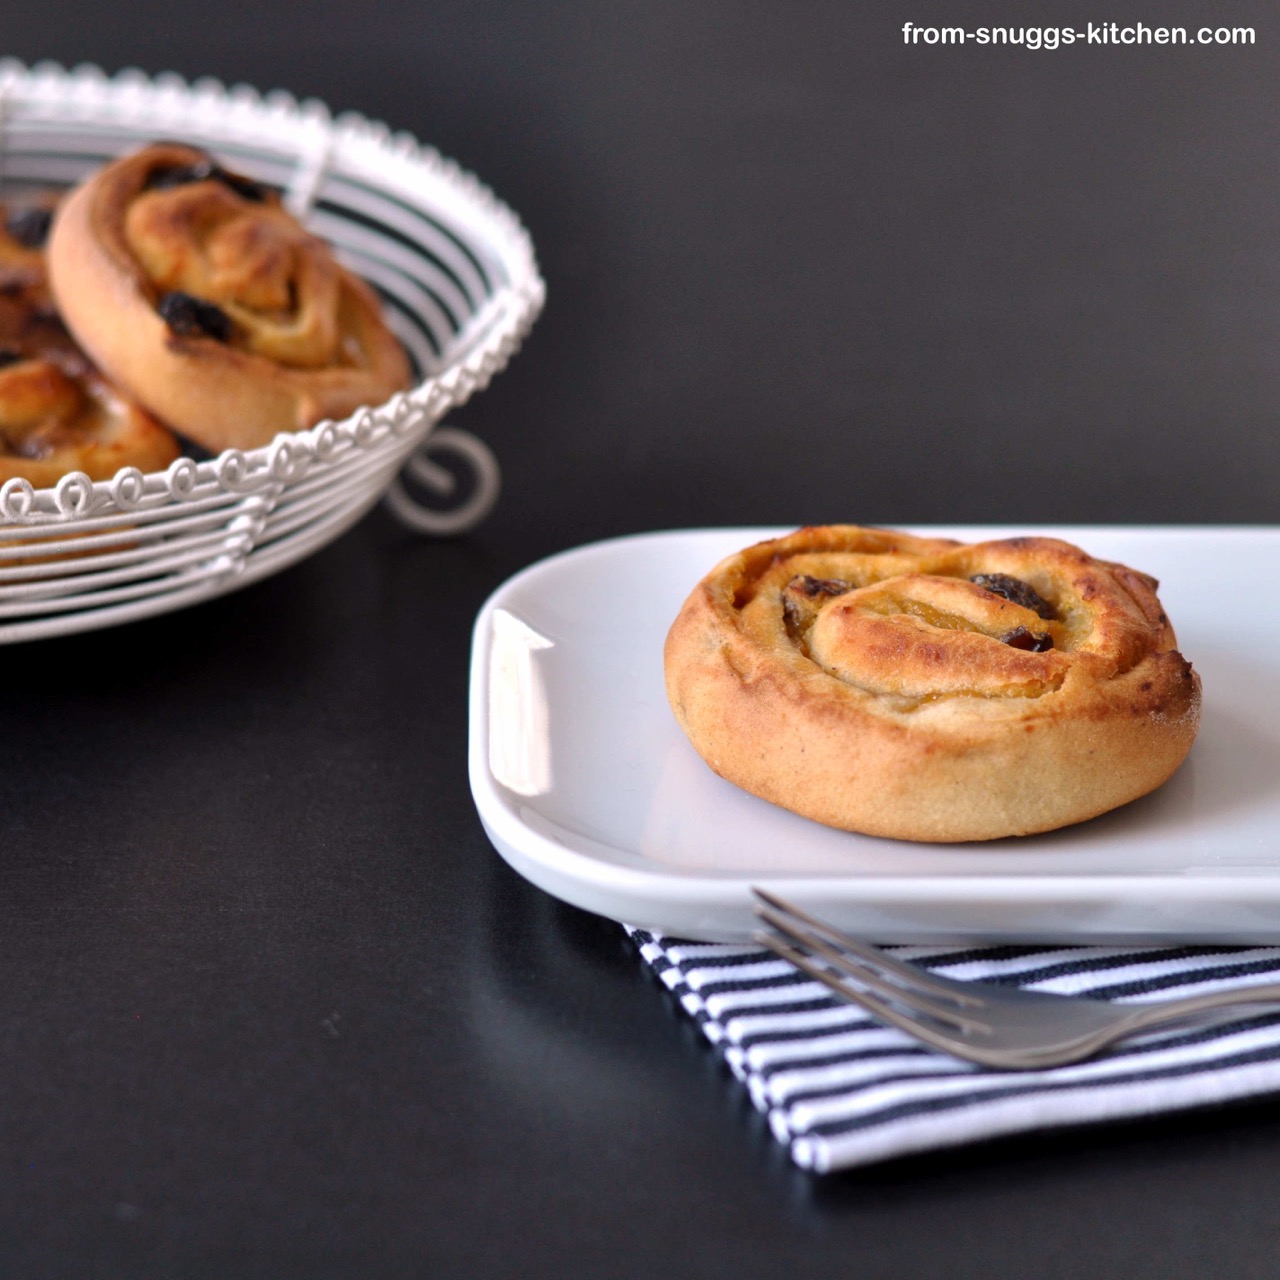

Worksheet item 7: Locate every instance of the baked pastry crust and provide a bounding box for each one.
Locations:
[0,200,180,486]
[664,525,1201,842]
[46,143,412,453]
[1,195,56,308]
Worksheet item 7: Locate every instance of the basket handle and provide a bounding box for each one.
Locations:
[382,424,501,536]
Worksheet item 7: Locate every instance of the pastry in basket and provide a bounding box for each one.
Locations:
[664,525,1201,843]
[0,199,181,487]
[46,142,413,453]
[1,194,57,307]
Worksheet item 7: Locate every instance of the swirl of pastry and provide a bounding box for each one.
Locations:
[664,525,1201,842]
[0,321,181,487]
[46,143,412,453]
[0,201,180,486]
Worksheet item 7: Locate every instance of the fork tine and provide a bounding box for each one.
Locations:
[755,932,996,1058]
[752,918,995,1035]
[751,887,985,1007]
[747,916,988,1034]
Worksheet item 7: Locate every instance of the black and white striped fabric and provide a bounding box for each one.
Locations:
[627,929,1280,1173]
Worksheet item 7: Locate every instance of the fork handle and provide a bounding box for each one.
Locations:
[1114,983,1280,1034]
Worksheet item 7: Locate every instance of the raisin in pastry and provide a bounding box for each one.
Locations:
[46,143,412,453]
[1,194,57,307]
[664,525,1200,842]
[0,201,180,486]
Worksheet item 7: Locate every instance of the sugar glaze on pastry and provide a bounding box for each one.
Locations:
[0,200,180,486]
[46,143,411,453]
[664,525,1201,843]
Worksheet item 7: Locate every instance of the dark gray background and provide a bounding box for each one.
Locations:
[2,4,1279,1277]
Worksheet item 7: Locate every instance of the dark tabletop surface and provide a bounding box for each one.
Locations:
[4,3,1280,1276]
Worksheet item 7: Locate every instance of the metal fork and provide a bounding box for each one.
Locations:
[752,888,1280,1070]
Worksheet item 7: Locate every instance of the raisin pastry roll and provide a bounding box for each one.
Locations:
[0,201,180,486]
[47,143,412,453]
[1,195,57,308]
[664,525,1201,843]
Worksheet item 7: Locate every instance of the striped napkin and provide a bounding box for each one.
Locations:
[627,929,1280,1173]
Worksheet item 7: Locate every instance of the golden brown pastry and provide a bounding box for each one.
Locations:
[664,525,1201,842]
[1,195,56,307]
[46,142,412,453]
[0,200,181,486]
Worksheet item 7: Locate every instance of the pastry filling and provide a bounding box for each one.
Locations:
[126,166,361,368]
[158,290,233,341]
[4,206,52,250]
[968,572,1057,620]
[1000,625,1054,652]
[775,569,1068,700]
[0,355,88,456]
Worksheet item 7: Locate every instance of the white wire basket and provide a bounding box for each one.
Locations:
[0,60,545,643]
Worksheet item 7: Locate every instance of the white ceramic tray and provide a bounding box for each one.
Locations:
[469,526,1280,943]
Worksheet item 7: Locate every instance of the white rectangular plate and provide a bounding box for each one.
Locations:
[468,526,1280,942]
